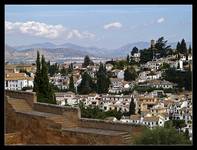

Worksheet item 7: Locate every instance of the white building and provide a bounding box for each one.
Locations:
[5,73,34,90]
[117,70,124,79]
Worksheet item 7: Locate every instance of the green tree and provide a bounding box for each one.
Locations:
[82,55,94,68]
[140,48,153,64]
[154,37,171,58]
[185,128,190,140]
[131,47,139,56]
[47,62,59,77]
[78,71,95,94]
[68,63,73,73]
[124,66,137,81]
[96,63,111,94]
[69,74,75,93]
[180,39,187,54]
[33,52,56,104]
[126,54,130,64]
[134,126,191,144]
[162,67,192,91]
[176,42,181,54]
[33,51,41,93]
[129,97,136,115]
[188,45,192,54]
[60,67,68,76]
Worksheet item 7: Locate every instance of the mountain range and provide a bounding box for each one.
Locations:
[5,41,191,63]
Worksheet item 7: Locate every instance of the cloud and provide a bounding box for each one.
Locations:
[157,17,165,23]
[5,21,95,40]
[104,22,122,30]
[67,30,95,39]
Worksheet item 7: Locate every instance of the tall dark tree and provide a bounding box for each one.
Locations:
[60,67,68,76]
[188,45,192,54]
[78,71,95,94]
[126,54,130,64]
[82,55,94,68]
[176,42,181,53]
[96,63,111,94]
[33,51,41,93]
[69,74,75,93]
[180,39,187,54]
[140,48,153,64]
[131,47,139,56]
[68,63,73,73]
[39,55,56,104]
[124,66,137,81]
[33,52,56,104]
[154,37,171,57]
[129,97,136,115]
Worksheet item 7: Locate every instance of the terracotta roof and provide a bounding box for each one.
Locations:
[6,73,26,78]
[130,115,141,120]
[5,76,33,81]
[143,116,159,122]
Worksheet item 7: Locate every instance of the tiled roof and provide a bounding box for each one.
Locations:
[143,116,159,122]
[130,115,141,120]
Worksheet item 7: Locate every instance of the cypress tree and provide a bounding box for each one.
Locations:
[176,42,181,53]
[129,97,136,115]
[69,74,75,93]
[82,55,94,68]
[78,71,94,94]
[180,39,187,54]
[34,53,56,104]
[127,54,130,64]
[33,51,41,93]
[96,63,111,94]
[188,45,192,54]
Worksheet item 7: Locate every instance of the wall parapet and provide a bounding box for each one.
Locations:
[5,90,36,107]
[33,102,80,116]
[79,118,132,133]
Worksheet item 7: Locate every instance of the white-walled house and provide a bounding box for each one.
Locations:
[117,70,125,79]
[5,73,34,90]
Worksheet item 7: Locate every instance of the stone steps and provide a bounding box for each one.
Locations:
[121,133,133,144]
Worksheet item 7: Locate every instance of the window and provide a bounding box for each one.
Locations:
[6,81,8,87]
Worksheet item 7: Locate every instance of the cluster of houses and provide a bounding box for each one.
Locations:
[5,64,35,90]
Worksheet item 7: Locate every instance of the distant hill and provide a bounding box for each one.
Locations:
[5,41,192,62]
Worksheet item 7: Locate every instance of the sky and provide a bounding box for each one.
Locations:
[5,5,192,49]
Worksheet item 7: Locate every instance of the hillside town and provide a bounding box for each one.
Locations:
[5,37,193,142]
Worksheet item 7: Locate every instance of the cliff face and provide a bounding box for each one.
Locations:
[5,90,143,145]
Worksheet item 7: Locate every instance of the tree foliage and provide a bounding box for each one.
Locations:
[134,126,191,144]
[96,63,111,94]
[129,97,136,115]
[69,74,75,93]
[124,66,137,81]
[82,55,94,68]
[77,71,95,94]
[131,47,139,56]
[33,51,56,104]
[154,37,171,58]
[79,102,123,120]
[162,67,192,91]
[47,61,59,77]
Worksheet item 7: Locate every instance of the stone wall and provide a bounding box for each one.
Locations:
[5,132,23,145]
[5,90,36,107]
[5,90,144,144]
[79,118,132,133]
